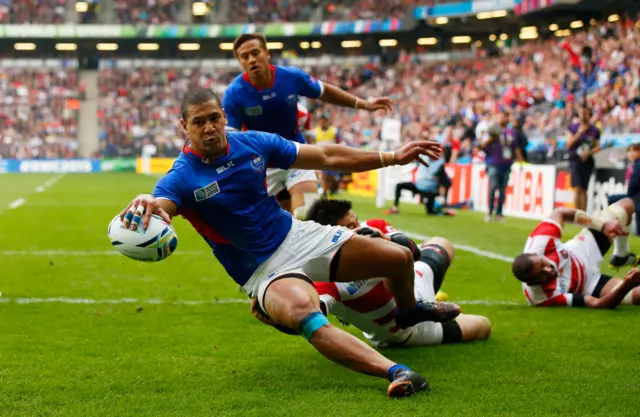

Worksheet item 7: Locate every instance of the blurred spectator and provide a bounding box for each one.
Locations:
[0,0,67,23]
[230,0,320,24]
[114,0,181,24]
[0,69,79,159]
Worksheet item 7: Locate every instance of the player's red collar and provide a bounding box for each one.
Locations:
[242,64,276,91]
[183,140,230,164]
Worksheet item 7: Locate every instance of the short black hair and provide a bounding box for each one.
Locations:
[181,87,222,120]
[233,33,268,56]
[628,143,640,152]
[512,253,535,282]
[305,199,352,226]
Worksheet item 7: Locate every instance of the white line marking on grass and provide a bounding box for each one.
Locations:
[2,175,64,213]
[401,230,514,264]
[8,198,25,209]
[0,297,523,306]
[1,249,210,256]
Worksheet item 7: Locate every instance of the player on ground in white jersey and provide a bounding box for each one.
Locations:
[512,197,640,308]
[252,199,491,347]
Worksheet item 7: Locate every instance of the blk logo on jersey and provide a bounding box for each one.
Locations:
[262,92,277,100]
[250,155,264,172]
[216,160,235,174]
[194,181,220,202]
[332,229,344,243]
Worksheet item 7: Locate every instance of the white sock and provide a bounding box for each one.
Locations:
[613,235,631,257]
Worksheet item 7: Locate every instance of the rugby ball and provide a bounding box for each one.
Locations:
[107,214,178,262]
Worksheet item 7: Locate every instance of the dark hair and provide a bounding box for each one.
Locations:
[512,253,536,282]
[233,33,268,56]
[305,199,352,226]
[181,87,222,120]
[629,143,640,152]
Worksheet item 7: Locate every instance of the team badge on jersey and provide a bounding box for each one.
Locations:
[194,181,220,202]
[250,155,264,172]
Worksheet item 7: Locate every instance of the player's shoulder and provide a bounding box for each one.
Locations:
[227,73,245,89]
[274,65,307,79]
[530,218,563,239]
[227,130,279,151]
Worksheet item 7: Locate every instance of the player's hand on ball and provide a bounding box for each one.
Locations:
[394,140,442,167]
[602,220,628,240]
[364,97,394,113]
[120,194,171,231]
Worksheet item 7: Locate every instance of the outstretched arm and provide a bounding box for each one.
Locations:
[319,82,393,113]
[291,141,441,173]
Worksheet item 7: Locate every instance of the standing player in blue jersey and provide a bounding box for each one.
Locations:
[222,33,393,220]
[119,88,455,398]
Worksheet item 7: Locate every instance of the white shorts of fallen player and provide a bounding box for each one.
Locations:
[366,261,445,348]
[243,218,354,312]
[266,167,318,196]
[565,228,607,297]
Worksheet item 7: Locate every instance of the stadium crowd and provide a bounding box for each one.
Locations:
[0,18,637,161]
[113,0,182,24]
[0,69,80,159]
[0,0,67,23]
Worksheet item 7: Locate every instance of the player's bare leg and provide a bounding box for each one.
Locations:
[456,315,492,341]
[334,235,460,328]
[288,181,319,220]
[262,277,428,397]
[597,276,640,305]
[601,198,640,269]
[278,198,291,213]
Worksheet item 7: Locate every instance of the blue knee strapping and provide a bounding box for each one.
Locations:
[299,311,330,341]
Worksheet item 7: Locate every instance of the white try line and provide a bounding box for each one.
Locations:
[0,297,522,306]
[1,250,210,256]
[4,175,64,213]
[402,230,514,264]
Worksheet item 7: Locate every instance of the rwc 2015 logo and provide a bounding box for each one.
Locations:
[250,155,264,172]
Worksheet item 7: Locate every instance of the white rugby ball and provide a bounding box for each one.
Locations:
[108,214,178,262]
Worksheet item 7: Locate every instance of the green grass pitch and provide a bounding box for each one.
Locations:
[0,173,638,416]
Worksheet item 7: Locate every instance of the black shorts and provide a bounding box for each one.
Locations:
[276,189,291,202]
[591,274,612,298]
[587,229,612,256]
[420,244,451,293]
[441,320,463,344]
[569,158,594,189]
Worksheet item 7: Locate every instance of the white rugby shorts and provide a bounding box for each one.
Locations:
[565,229,606,296]
[266,167,318,196]
[243,218,354,312]
[372,261,444,347]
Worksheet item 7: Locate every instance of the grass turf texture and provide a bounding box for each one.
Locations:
[0,173,639,416]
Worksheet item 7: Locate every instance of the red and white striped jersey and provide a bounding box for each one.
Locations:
[296,103,312,133]
[521,219,587,307]
[314,218,411,344]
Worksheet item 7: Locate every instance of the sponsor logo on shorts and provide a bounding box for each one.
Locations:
[346,280,365,295]
[332,229,344,243]
[250,155,265,172]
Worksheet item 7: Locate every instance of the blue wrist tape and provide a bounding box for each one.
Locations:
[299,311,330,341]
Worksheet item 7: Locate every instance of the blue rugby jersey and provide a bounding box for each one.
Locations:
[152,130,299,285]
[222,65,324,144]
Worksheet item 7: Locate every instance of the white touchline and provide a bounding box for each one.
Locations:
[0,297,522,306]
[2,175,64,214]
[8,198,25,209]
[402,230,514,263]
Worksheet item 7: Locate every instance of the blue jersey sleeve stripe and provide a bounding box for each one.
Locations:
[316,80,324,98]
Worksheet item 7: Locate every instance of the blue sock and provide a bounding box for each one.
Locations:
[388,364,410,381]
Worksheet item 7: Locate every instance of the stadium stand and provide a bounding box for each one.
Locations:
[229,0,320,24]
[0,67,80,159]
[91,17,639,161]
[0,0,67,23]
[113,0,183,24]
